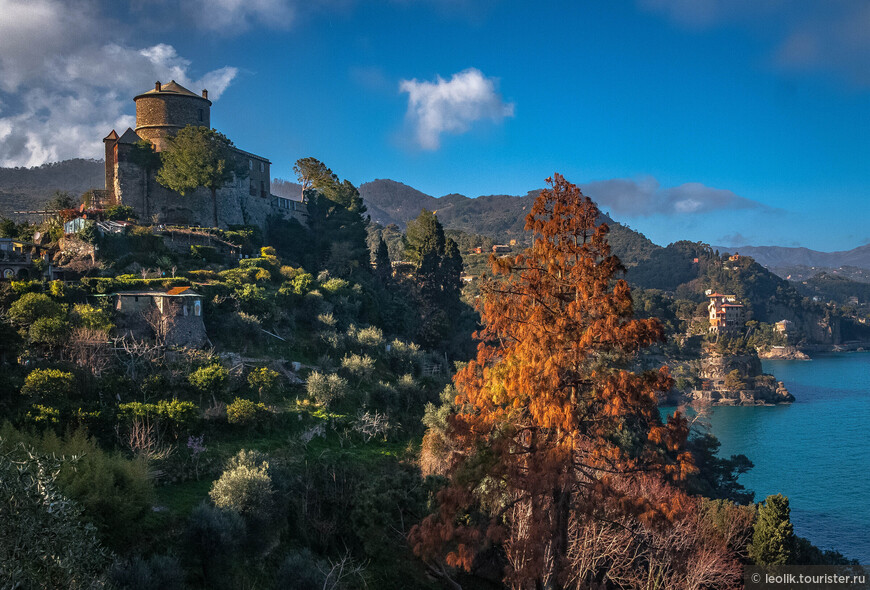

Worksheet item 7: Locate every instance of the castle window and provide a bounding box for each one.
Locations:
[249,159,253,170]
[259,162,265,172]
[198,109,203,122]
[194,300,201,316]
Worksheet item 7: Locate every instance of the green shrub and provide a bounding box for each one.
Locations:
[279,265,303,280]
[187,269,218,281]
[25,403,61,426]
[9,280,42,295]
[350,325,385,349]
[20,368,76,405]
[341,353,376,383]
[105,204,137,221]
[48,280,65,298]
[234,284,271,315]
[28,316,71,346]
[226,397,270,426]
[8,292,64,326]
[290,272,314,295]
[306,371,349,407]
[386,338,423,373]
[247,367,281,400]
[0,426,153,550]
[0,437,111,588]
[118,400,200,432]
[209,450,274,518]
[188,364,228,399]
[71,303,114,332]
[320,277,350,294]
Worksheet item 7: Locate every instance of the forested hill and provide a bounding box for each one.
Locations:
[0,159,104,214]
[359,178,659,266]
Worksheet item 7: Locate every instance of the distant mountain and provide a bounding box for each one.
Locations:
[712,244,870,272]
[359,179,538,240]
[0,159,104,214]
[358,179,659,266]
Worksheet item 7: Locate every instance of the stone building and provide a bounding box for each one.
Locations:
[100,81,305,229]
[110,286,207,347]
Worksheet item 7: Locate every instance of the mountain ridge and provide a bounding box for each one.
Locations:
[2,158,868,273]
[712,244,870,272]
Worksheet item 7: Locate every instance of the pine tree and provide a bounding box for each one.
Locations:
[749,494,796,566]
[156,126,244,228]
[410,174,694,588]
[403,209,464,347]
[295,157,369,276]
[374,237,391,280]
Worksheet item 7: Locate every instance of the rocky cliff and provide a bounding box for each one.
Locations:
[687,352,795,406]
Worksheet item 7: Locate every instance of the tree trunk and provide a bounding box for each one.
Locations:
[211,187,219,228]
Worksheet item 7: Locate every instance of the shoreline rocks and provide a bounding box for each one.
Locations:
[757,346,810,360]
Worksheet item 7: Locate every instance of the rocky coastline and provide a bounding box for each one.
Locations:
[756,345,810,360]
[666,351,795,406]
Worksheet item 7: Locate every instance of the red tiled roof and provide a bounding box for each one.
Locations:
[166,286,191,295]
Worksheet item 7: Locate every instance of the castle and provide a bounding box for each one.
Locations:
[100,81,304,228]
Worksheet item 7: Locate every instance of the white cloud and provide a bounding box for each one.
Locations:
[399,68,514,150]
[0,1,239,167]
[580,176,768,217]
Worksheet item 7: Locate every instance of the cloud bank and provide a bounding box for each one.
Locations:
[580,176,768,217]
[639,0,870,86]
[399,68,514,150]
[187,0,296,32]
[0,0,239,167]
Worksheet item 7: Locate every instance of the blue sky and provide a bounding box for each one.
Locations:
[1,0,868,251]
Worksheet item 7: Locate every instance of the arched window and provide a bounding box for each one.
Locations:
[194,300,201,317]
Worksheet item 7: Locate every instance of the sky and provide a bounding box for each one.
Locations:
[0,0,868,251]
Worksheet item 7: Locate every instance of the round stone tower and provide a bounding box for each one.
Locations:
[134,80,212,151]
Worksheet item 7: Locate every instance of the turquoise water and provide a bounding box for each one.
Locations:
[684,352,870,563]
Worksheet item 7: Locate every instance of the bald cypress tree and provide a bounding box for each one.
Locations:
[410,174,695,587]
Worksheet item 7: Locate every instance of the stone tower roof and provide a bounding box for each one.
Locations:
[117,128,143,144]
[134,80,211,105]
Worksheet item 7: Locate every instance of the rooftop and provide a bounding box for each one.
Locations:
[134,80,211,104]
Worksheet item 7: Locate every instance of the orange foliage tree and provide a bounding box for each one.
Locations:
[410,174,696,589]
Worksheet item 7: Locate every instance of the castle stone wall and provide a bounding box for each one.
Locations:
[114,156,304,228]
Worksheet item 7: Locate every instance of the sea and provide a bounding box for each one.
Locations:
[666,351,870,563]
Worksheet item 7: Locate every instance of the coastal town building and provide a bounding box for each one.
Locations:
[706,291,745,335]
[775,319,794,335]
[0,238,56,281]
[98,81,305,229]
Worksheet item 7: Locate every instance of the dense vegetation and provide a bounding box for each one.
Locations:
[0,166,855,588]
